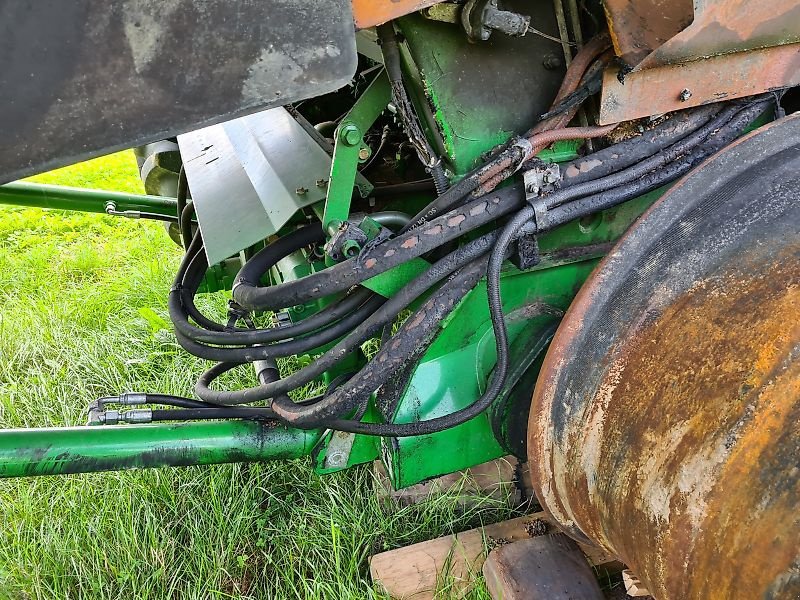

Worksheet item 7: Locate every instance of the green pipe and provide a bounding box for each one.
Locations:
[0,421,321,478]
[0,181,177,217]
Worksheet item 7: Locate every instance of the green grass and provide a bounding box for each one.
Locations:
[0,152,513,599]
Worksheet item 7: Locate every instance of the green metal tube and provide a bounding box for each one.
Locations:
[0,421,320,478]
[0,181,177,217]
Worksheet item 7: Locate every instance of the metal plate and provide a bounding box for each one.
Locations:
[178,108,333,264]
[603,0,695,66]
[637,0,800,69]
[0,0,357,183]
[352,0,444,29]
[529,115,800,599]
[398,3,566,176]
[598,42,800,124]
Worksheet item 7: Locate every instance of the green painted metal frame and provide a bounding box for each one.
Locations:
[0,181,177,217]
[0,421,321,478]
[322,70,390,233]
[379,190,663,488]
[0,24,672,486]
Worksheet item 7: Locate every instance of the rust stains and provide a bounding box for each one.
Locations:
[424,224,443,236]
[469,201,488,217]
[603,0,694,66]
[532,248,800,599]
[529,113,800,599]
[351,0,444,29]
[600,0,800,122]
[598,41,800,124]
[447,214,466,227]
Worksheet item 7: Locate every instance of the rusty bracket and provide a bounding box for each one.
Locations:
[598,42,800,124]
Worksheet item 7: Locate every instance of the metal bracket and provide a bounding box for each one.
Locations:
[322,70,391,234]
[523,162,560,200]
[323,430,357,470]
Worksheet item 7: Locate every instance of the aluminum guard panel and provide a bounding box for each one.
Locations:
[0,0,357,183]
[529,115,800,599]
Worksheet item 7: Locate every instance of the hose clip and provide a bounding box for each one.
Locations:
[522,161,560,236]
[510,137,534,172]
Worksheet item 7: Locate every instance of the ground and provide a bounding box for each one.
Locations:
[0,153,515,599]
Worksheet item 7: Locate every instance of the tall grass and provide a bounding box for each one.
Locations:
[0,152,511,599]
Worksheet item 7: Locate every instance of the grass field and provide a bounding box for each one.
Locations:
[0,153,514,599]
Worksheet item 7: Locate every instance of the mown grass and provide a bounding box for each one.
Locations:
[0,152,513,599]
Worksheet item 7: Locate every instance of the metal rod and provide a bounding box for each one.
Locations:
[0,421,321,478]
[565,0,584,49]
[0,182,178,217]
[553,0,573,67]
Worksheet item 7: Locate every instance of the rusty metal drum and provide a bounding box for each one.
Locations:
[529,114,800,599]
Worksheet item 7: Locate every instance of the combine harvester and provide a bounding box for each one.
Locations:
[0,1,797,597]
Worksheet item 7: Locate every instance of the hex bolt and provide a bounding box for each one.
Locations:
[358,147,371,161]
[340,124,362,146]
[679,88,693,102]
[295,186,308,195]
[542,53,563,70]
[315,178,328,187]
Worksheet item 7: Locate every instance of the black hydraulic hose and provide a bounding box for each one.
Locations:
[170,286,373,346]
[149,391,327,421]
[173,225,385,345]
[316,209,531,436]
[378,23,449,195]
[179,201,196,250]
[232,187,523,311]
[177,248,228,332]
[234,223,324,295]
[560,104,722,186]
[145,393,211,409]
[174,293,386,362]
[291,99,774,435]
[542,99,772,229]
[171,225,378,343]
[533,102,745,213]
[400,147,521,233]
[401,173,480,232]
[195,229,504,404]
[269,256,489,426]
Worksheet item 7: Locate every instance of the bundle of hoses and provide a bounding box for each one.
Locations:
[155,95,773,436]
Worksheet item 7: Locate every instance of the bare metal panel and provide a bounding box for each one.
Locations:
[178,108,333,265]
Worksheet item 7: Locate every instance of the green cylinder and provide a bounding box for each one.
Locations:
[0,182,177,217]
[0,421,320,478]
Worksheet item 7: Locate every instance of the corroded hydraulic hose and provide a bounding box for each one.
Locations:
[474,123,620,195]
[530,32,611,134]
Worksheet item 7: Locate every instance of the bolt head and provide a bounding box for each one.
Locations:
[679,88,692,102]
[340,124,362,146]
[358,147,371,161]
